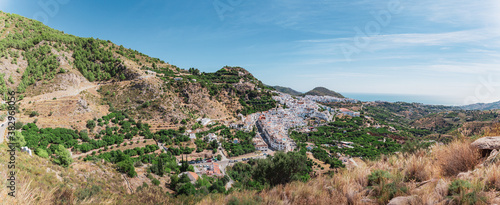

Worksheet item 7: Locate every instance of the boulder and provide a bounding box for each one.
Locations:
[484,149,500,166]
[471,137,500,150]
[387,196,417,205]
[457,170,473,180]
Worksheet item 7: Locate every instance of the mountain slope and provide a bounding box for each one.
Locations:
[0,11,275,130]
[270,85,302,95]
[461,100,500,110]
[304,86,344,98]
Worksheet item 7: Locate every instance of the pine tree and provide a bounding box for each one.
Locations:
[158,157,164,177]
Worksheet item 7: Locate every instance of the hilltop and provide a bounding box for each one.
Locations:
[269,86,345,98]
[304,87,345,98]
[0,11,282,204]
[0,11,275,131]
[461,100,500,111]
[269,85,302,96]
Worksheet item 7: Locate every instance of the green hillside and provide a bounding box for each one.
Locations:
[270,85,302,96]
[304,87,345,98]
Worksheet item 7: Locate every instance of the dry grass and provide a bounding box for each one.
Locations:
[198,139,492,205]
[483,164,500,191]
[436,140,481,177]
[403,153,433,182]
[485,122,500,136]
[2,136,496,204]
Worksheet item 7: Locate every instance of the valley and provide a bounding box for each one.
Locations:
[0,10,499,205]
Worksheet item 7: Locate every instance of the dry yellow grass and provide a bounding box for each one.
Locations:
[436,140,481,177]
[4,137,500,204]
[198,139,500,205]
[485,122,500,136]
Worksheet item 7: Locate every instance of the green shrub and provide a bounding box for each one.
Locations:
[368,170,407,204]
[368,170,391,186]
[448,180,486,205]
[35,148,49,158]
[152,178,160,186]
[29,111,39,117]
[448,180,472,196]
[75,185,101,202]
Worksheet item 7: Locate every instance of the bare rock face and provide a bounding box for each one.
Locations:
[57,73,89,89]
[76,98,91,113]
[484,149,500,167]
[471,137,500,150]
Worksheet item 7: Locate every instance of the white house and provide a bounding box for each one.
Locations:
[200,118,211,126]
[21,146,32,156]
[207,133,217,142]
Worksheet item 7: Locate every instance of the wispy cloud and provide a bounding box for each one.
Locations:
[295,28,500,55]
[299,72,385,79]
[406,0,500,29]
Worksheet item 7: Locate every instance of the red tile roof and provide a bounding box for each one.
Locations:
[188,172,199,181]
[212,163,222,176]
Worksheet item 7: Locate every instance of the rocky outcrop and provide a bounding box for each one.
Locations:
[387,196,417,205]
[471,136,500,150]
[75,98,91,113]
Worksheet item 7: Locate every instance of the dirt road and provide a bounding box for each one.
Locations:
[25,84,99,103]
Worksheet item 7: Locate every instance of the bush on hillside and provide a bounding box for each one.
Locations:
[437,140,480,176]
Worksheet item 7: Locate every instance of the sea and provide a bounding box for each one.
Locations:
[342,93,464,106]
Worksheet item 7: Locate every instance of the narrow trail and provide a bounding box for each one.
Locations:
[122,174,134,194]
[26,84,99,103]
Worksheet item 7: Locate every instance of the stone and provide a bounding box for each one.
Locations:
[457,171,473,180]
[361,198,377,204]
[486,149,499,163]
[471,137,500,150]
[387,196,417,205]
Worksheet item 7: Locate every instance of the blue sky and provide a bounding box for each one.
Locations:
[2,0,500,105]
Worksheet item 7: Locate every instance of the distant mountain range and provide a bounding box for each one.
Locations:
[270,86,345,98]
[270,86,303,96]
[304,87,345,98]
[270,85,500,111]
[460,100,500,111]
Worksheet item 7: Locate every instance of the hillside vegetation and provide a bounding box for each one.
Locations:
[201,138,500,205]
[0,11,276,130]
[461,100,500,111]
[270,85,302,96]
[5,131,500,204]
[304,86,345,98]
[2,10,500,205]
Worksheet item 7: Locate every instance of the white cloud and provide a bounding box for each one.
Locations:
[293,28,500,60]
[401,63,500,75]
[406,0,498,27]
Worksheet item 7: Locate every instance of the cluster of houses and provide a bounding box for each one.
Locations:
[254,93,358,152]
[303,95,358,104]
[230,92,362,153]
[338,108,361,117]
[180,162,223,183]
[252,135,269,152]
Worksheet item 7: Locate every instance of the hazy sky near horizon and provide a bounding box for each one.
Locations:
[2,0,500,105]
